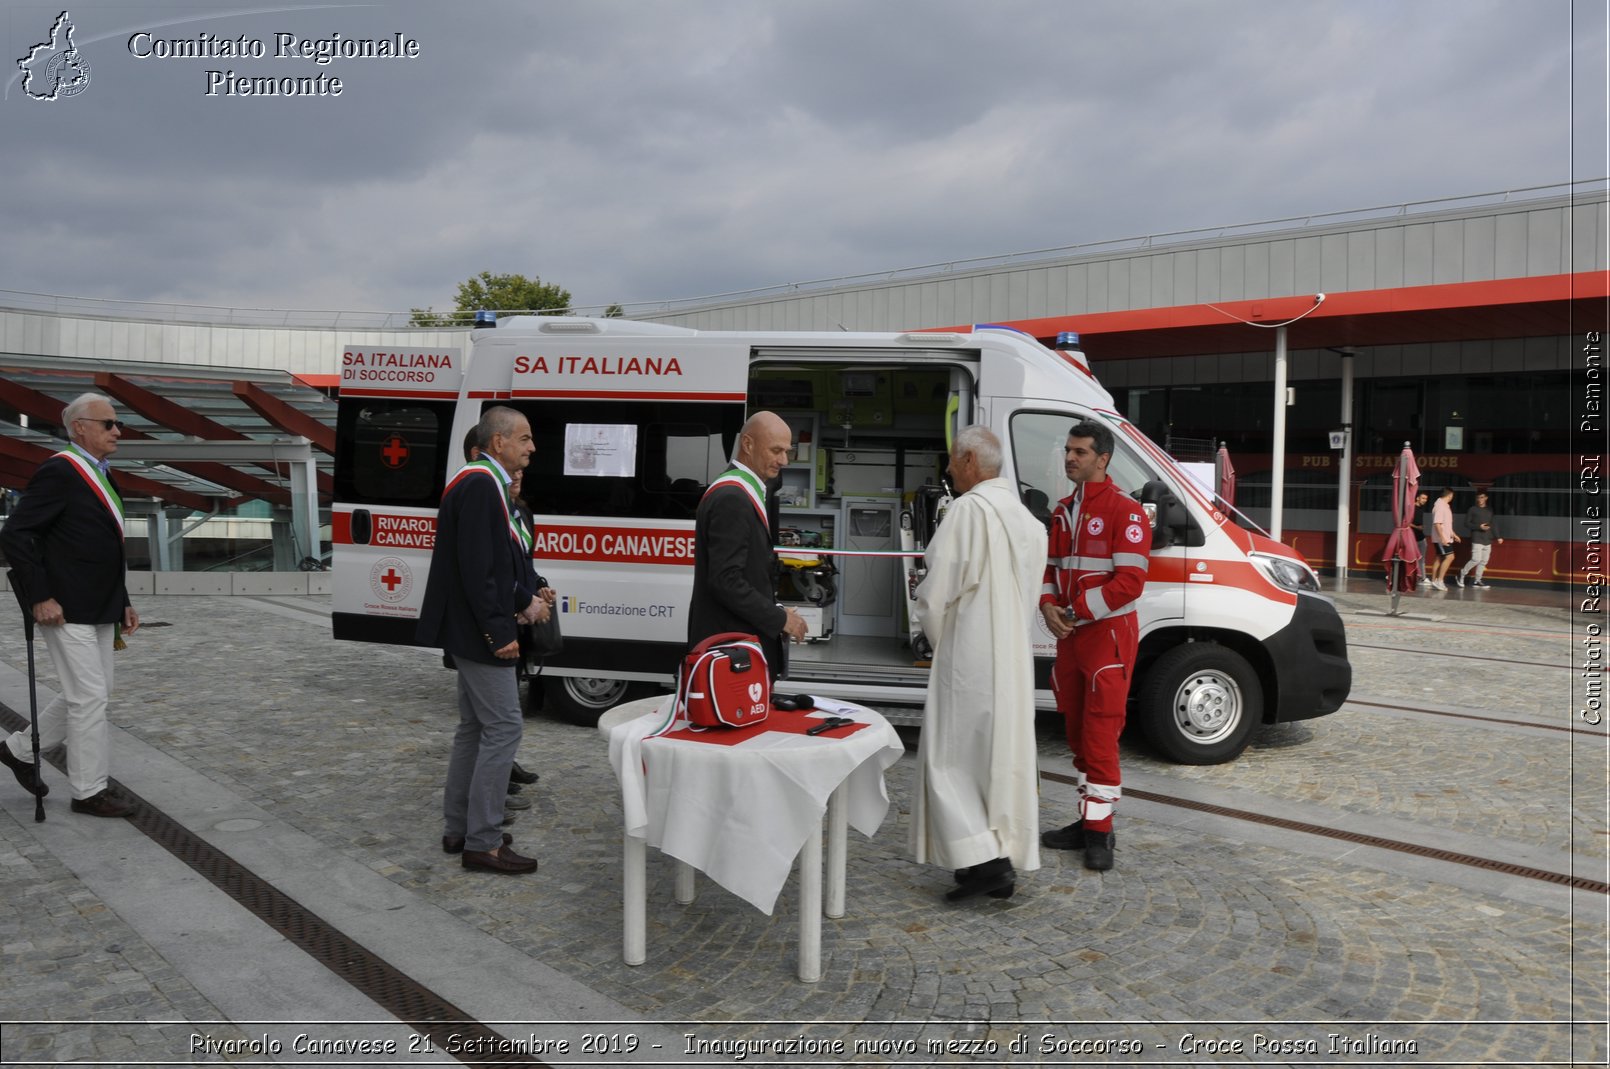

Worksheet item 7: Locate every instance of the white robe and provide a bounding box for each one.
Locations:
[909,476,1045,872]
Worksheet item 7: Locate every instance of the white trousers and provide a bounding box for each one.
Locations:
[4,622,115,800]
[1460,542,1493,580]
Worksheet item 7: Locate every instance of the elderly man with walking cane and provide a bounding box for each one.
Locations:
[0,393,140,817]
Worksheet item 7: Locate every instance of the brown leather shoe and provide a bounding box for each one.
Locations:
[70,788,133,818]
[442,832,512,855]
[0,742,48,797]
[461,846,538,874]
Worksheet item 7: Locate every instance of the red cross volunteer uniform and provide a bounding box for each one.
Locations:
[1041,476,1151,837]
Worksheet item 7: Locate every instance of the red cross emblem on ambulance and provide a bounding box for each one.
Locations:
[381,435,410,469]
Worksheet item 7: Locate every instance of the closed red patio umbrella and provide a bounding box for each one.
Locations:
[1214,442,1236,509]
[1380,442,1422,612]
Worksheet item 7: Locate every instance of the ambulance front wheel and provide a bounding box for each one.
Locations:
[547,676,655,727]
[1135,643,1261,765]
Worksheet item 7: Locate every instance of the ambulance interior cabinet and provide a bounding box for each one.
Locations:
[836,497,899,637]
[777,412,818,510]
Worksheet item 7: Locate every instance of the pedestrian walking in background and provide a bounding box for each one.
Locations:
[1456,489,1502,588]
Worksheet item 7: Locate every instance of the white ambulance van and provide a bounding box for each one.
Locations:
[332,316,1350,764]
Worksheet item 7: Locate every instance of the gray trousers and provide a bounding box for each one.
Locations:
[1460,542,1494,580]
[443,658,522,852]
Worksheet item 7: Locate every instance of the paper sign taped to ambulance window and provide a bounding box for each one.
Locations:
[565,423,637,478]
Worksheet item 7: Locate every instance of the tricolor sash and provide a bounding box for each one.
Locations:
[443,460,525,551]
[701,466,767,527]
[55,447,124,540]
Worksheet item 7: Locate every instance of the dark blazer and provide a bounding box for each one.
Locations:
[1,453,130,625]
[509,501,547,597]
[687,480,785,674]
[416,470,524,666]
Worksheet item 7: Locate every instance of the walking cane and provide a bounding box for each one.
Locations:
[7,571,45,822]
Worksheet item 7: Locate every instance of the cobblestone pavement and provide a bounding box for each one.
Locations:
[0,583,1603,1067]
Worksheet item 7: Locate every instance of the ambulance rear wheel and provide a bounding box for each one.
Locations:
[547,676,653,727]
[1136,643,1260,765]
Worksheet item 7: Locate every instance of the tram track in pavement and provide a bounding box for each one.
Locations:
[1348,640,1577,670]
[1344,696,1599,734]
[1039,767,1609,895]
[916,688,1600,895]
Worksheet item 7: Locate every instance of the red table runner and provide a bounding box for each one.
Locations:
[654,712,869,746]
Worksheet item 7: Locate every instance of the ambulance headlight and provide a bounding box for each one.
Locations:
[1251,552,1319,593]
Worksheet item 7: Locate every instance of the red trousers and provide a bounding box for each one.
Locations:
[1050,613,1138,828]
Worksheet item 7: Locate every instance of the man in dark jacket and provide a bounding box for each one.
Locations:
[687,411,807,676]
[417,406,544,874]
[1412,491,1432,587]
[0,393,139,817]
[1455,489,1503,588]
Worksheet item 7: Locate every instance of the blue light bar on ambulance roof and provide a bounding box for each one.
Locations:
[474,310,497,328]
[1055,331,1081,349]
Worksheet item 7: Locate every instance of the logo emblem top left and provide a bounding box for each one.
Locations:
[18,11,90,101]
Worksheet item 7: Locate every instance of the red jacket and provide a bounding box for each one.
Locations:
[1040,477,1151,623]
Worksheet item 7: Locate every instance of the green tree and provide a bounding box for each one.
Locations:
[603,303,625,318]
[410,271,572,327]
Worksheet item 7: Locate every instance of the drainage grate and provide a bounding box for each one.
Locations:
[1042,770,1610,895]
[0,704,550,1068]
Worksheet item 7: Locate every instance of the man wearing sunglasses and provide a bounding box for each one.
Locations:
[0,393,139,817]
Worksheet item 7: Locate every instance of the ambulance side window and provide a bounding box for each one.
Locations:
[1009,411,1153,523]
[519,400,744,519]
[335,400,454,506]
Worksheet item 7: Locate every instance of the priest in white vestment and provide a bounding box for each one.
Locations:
[910,425,1046,901]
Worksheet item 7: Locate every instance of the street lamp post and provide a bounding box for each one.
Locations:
[1271,325,1288,540]
[1335,348,1355,587]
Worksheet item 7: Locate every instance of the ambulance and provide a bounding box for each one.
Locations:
[332,316,1350,764]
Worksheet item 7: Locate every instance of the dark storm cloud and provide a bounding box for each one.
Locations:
[0,0,1595,318]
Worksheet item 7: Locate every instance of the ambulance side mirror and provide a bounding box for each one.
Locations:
[1136,480,1196,549]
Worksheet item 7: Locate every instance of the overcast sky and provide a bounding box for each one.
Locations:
[1,0,1603,319]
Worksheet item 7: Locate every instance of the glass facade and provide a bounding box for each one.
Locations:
[1111,370,1573,462]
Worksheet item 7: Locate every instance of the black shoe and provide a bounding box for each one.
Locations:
[509,761,539,785]
[1040,820,1085,850]
[1083,829,1116,871]
[0,742,48,798]
[945,858,1015,901]
[507,781,523,795]
[70,788,133,818]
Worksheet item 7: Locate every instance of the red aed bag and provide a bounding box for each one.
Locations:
[675,632,770,729]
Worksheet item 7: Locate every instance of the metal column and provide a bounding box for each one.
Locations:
[1335,349,1355,586]
[1270,326,1289,540]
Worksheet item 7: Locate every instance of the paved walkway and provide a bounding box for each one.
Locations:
[0,580,1602,1067]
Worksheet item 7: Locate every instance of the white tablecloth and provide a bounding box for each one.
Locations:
[607,696,903,914]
